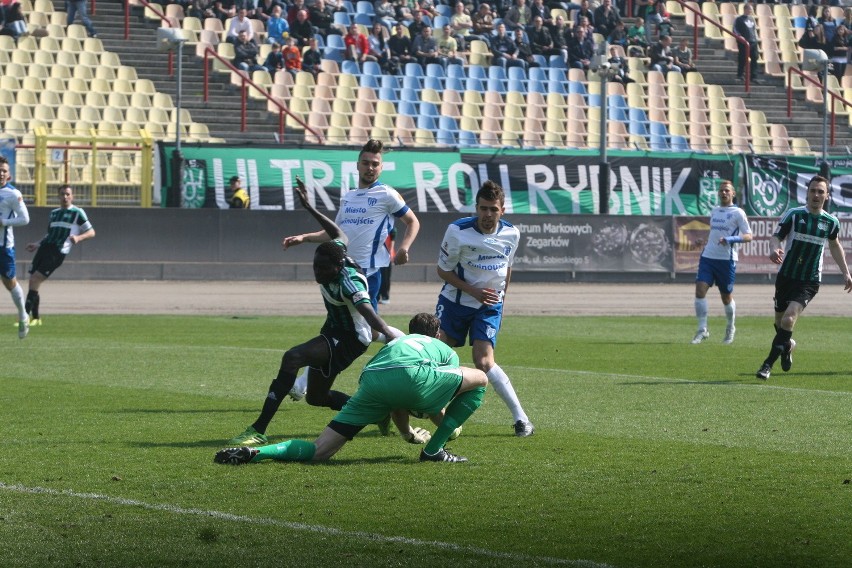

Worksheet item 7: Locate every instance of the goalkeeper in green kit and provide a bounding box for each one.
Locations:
[215,312,488,464]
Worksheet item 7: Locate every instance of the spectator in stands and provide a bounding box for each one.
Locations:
[819,5,836,43]
[471,3,495,47]
[566,24,592,71]
[550,14,570,62]
[266,4,289,44]
[368,21,392,71]
[394,0,414,23]
[607,45,633,84]
[733,2,759,83]
[574,0,595,30]
[0,0,27,41]
[236,0,259,19]
[673,37,696,74]
[648,33,680,74]
[504,0,531,32]
[66,0,98,38]
[228,176,250,208]
[828,24,847,79]
[287,0,305,26]
[437,23,466,68]
[607,19,628,50]
[450,1,476,50]
[190,0,217,20]
[529,15,555,58]
[412,25,441,67]
[656,6,674,40]
[529,0,550,26]
[579,15,595,55]
[797,22,827,73]
[644,0,665,44]
[407,9,428,38]
[263,40,286,74]
[841,7,852,32]
[227,8,255,43]
[255,0,281,24]
[233,30,266,72]
[282,35,303,75]
[302,36,323,78]
[375,0,396,30]
[310,0,337,38]
[491,22,526,69]
[417,0,440,18]
[513,27,539,70]
[215,0,237,23]
[594,0,620,38]
[345,22,377,64]
[290,9,315,46]
[627,16,646,56]
[388,21,415,74]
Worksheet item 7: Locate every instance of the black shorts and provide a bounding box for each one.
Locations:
[774,274,819,313]
[29,244,65,278]
[315,329,369,380]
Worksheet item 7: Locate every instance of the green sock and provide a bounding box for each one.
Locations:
[253,439,317,462]
[424,386,485,455]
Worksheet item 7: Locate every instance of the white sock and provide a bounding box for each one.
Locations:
[724,300,735,328]
[486,364,528,423]
[10,284,25,320]
[292,368,308,393]
[376,326,404,344]
[694,298,708,331]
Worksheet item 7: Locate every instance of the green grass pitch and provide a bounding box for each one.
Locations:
[1,314,850,568]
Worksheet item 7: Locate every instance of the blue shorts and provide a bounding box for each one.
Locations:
[0,247,16,280]
[366,270,381,311]
[696,256,736,295]
[436,295,503,348]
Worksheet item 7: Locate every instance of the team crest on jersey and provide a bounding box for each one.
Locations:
[368,197,377,207]
[504,245,512,255]
[486,325,497,339]
[818,221,829,232]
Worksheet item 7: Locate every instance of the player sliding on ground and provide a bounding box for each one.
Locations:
[216,312,487,464]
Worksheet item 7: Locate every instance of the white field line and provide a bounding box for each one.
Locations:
[0,482,616,568]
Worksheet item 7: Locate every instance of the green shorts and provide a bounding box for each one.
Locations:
[332,364,464,428]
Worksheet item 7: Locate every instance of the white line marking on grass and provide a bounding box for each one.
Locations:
[0,482,615,568]
[510,366,852,397]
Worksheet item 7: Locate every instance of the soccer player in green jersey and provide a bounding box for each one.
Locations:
[756,175,852,380]
[24,186,95,325]
[216,312,488,464]
[228,179,403,446]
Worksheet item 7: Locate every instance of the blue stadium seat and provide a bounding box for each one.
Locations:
[671,135,690,151]
[507,77,527,94]
[334,11,352,27]
[435,4,452,17]
[532,54,548,68]
[439,116,459,132]
[649,121,670,151]
[362,61,382,76]
[488,65,507,80]
[608,94,629,122]
[528,79,548,94]
[341,60,361,75]
[420,101,440,117]
[399,100,418,116]
[356,0,375,15]
[433,15,450,30]
[628,107,650,138]
[380,74,400,90]
[354,13,374,26]
[341,0,354,12]
[323,46,344,62]
[465,77,486,92]
[467,64,487,80]
[528,67,547,83]
[445,76,465,91]
[487,77,507,93]
[400,87,420,102]
[405,62,425,77]
[437,128,458,145]
[447,63,466,79]
[402,75,422,91]
[507,66,527,81]
[417,114,438,132]
[360,73,380,89]
[378,86,399,101]
[459,129,479,147]
[548,79,568,95]
[426,63,446,79]
[424,76,444,90]
[548,55,567,69]
[587,93,602,108]
[548,67,567,83]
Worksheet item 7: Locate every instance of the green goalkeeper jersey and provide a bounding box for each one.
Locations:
[363,334,460,373]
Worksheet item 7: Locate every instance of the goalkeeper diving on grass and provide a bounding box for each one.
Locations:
[216,312,488,464]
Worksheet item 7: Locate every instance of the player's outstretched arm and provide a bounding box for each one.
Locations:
[282,178,343,250]
[355,302,403,342]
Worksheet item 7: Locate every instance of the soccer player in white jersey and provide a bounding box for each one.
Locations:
[435,180,534,437]
[0,156,31,339]
[282,139,420,311]
[282,139,419,401]
[691,180,753,345]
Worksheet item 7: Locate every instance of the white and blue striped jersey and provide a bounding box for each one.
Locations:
[334,181,408,275]
[0,183,30,250]
[700,205,751,262]
[438,217,519,309]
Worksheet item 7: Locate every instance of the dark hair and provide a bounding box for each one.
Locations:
[315,241,346,267]
[359,139,384,158]
[0,156,8,166]
[809,174,830,193]
[229,175,240,184]
[476,179,505,206]
[409,312,441,336]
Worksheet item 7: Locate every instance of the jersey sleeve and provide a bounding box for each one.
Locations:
[386,188,409,217]
[341,268,371,306]
[77,209,93,232]
[437,225,460,272]
[4,190,30,227]
[736,209,751,236]
[773,210,794,240]
[828,216,841,240]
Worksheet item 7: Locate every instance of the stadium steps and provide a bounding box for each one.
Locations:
[667,14,852,155]
[91,2,293,145]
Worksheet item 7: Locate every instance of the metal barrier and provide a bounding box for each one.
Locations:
[30,128,155,207]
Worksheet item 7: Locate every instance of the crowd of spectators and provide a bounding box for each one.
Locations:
[156,0,687,78]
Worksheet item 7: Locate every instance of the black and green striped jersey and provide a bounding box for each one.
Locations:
[319,264,372,346]
[774,207,840,283]
[41,206,93,255]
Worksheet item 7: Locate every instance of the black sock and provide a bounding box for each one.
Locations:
[764,328,793,366]
[252,368,296,434]
[26,290,39,318]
